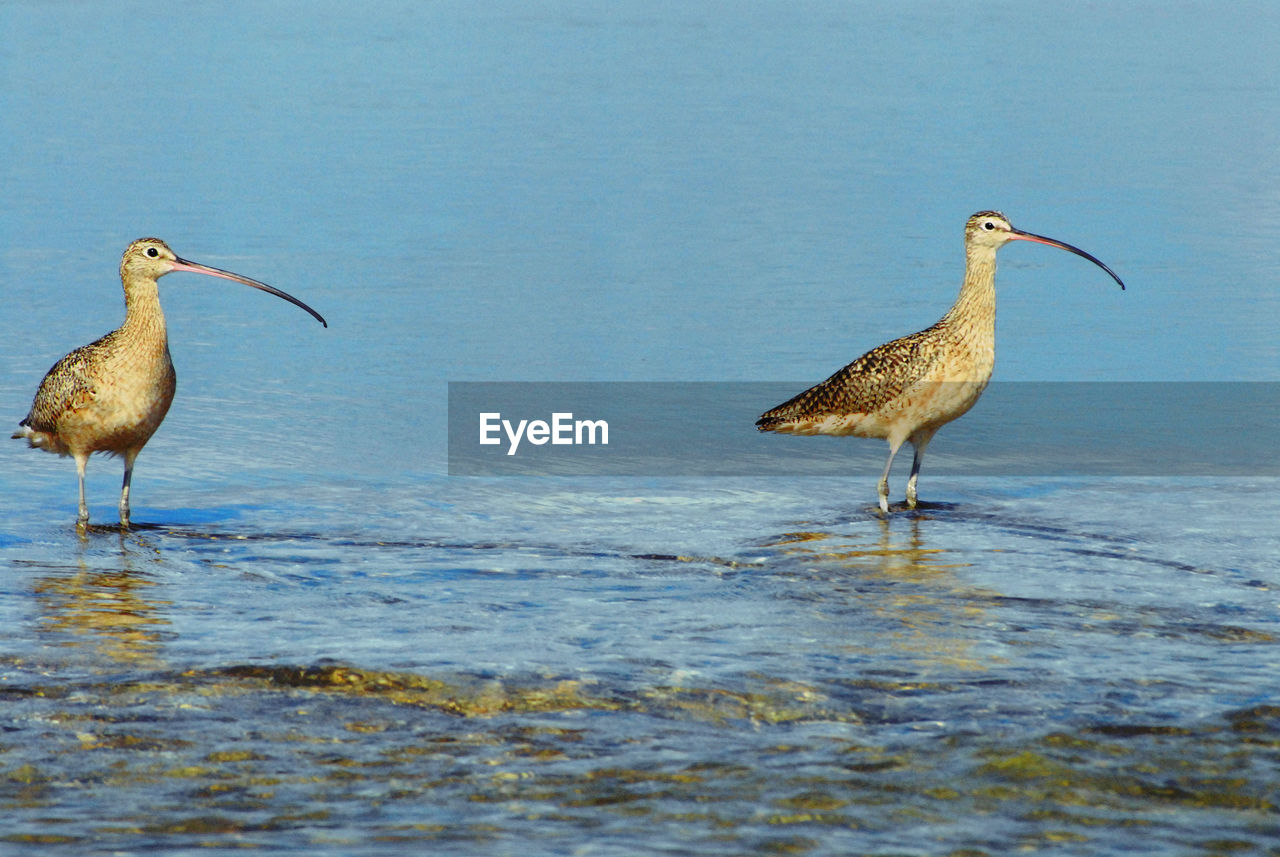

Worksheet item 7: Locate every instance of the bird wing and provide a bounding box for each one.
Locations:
[19,342,104,433]
[757,323,942,428]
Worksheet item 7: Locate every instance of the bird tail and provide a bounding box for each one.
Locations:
[755,412,788,432]
[756,396,815,433]
[12,421,53,450]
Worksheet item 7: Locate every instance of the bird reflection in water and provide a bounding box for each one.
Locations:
[32,534,171,667]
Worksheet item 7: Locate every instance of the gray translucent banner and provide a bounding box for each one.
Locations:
[447,382,1278,476]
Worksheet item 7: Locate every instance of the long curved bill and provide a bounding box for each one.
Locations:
[169,257,329,327]
[1008,229,1125,291]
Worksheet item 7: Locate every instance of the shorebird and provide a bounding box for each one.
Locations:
[13,238,327,528]
[757,211,1123,513]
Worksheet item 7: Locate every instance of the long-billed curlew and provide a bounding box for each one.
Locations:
[757,211,1123,514]
[13,238,327,528]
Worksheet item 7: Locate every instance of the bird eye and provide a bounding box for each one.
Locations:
[983,221,995,231]
[146,247,159,258]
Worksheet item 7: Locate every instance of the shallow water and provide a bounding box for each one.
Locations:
[2,478,1277,854]
[2,2,1279,855]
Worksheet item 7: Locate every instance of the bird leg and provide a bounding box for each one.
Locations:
[74,453,90,528]
[119,450,138,529]
[877,442,903,515]
[905,455,922,508]
[905,432,935,509]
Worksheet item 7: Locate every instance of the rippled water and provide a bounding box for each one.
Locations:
[2,2,1279,855]
[3,478,1277,854]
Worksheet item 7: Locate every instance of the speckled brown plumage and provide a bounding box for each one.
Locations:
[756,319,954,430]
[757,211,1123,513]
[18,293,176,455]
